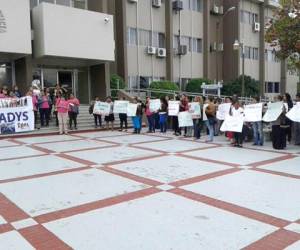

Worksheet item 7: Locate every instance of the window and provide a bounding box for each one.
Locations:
[265,82,280,93]
[192,38,202,53]
[29,0,87,9]
[140,76,152,89]
[138,29,151,46]
[191,0,202,12]
[56,0,71,6]
[127,27,137,46]
[72,0,86,9]
[265,49,280,62]
[181,36,192,52]
[128,76,138,89]
[152,32,166,48]
[243,46,258,60]
[182,0,191,10]
[241,10,258,25]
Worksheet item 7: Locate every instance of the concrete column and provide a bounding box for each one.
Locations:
[90,64,110,100]
[165,0,174,82]
[14,56,32,94]
[259,3,265,96]
[203,0,210,79]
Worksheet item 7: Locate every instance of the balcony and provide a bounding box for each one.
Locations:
[32,3,115,65]
[0,0,32,62]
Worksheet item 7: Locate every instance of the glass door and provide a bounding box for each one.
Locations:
[58,71,74,96]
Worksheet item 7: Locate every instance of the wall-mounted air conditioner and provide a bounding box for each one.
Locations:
[147,46,157,55]
[152,0,162,8]
[253,22,260,32]
[178,45,188,55]
[213,5,219,14]
[157,48,166,58]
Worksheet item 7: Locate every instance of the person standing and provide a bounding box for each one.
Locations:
[204,96,216,142]
[180,94,190,136]
[158,97,168,133]
[56,95,69,135]
[38,90,51,127]
[119,97,128,132]
[192,96,203,140]
[145,97,155,133]
[230,100,244,147]
[172,95,181,136]
[89,97,102,129]
[105,97,114,131]
[283,93,294,144]
[252,97,264,146]
[294,93,300,145]
[68,93,80,130]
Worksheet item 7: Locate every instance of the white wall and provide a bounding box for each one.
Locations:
[32,3,114,62]
[0,0,31,55]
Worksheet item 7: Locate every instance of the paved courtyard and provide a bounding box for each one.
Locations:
[0,131,300,250]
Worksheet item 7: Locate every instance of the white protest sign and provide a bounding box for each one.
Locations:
[93,101,110,115]
[286,102,300,122]
[178,111,193,127]
[262,102,283,122]
[113,100,129,114]
[0,107,34,134]
[216,103,231,120]
[149,99,161,112]
[168,101,180,116]
[127,103,138,117]
[190,102,201,116]
[220,114,244,133]
[244,103,263,122]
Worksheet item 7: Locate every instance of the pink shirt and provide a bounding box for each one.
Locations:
[68,98,80,111]
[32,95,38,111]
[0,93,6,98]
[41,96,50,109]
[56,98,69,113]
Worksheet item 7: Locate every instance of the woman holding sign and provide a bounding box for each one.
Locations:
[204,97,216,142]
[158,97,168,133]
[105,97,115,131]
[145,97,155,133]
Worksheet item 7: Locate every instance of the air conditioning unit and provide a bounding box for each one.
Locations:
[173,0,183,11]
[213,5,219,14]
[157,48,167,58]
[218,43,224,51]
[253,22,260,32]
[147,46,157,55]
[178,45,188,55]
[210,42,217,52]
[128,0,138,3]
[152,0,161,8]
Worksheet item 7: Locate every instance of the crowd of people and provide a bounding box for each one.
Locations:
[1,83,299,150]
[0,84,80,135]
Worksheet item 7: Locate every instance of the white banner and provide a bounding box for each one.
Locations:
[127,103,138,117]
[220,115,244,133]
[262,102,283,122]
[244,103,263,122]
[190,102,201,116]
[168,101,180,116]
[178,111,193,127]
[286,102,300,122]
[93,101,110,115]
[113,100,129,114]
[0,107,34,134]
[216,103,231,120]
[0,96,33,110]
[149,99,161,112]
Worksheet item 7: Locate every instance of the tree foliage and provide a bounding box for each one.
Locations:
[149,81,179,98]
[222,75,260,97]
[265,0,300,69]
[110,74,125,98]
[185,78,212,93]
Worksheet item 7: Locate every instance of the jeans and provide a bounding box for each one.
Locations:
[205,119,214,141]
[39,108,49,126]
[159,113,167,133]
[193,119,202,139]
[147,114,155,132]
[253,121,264,145]
[93,114,102,127]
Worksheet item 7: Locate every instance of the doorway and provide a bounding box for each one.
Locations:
[58,71,74,95]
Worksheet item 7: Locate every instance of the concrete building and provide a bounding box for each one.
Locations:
[0,0,299,102]
[0,0,114,103]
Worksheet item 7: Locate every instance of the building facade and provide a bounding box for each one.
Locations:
[0,0,115,103]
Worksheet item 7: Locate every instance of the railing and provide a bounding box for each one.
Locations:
[111,88,270,104]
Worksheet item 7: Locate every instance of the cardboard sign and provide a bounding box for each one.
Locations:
[262,102,283,122]
[178,111,193,127]
[190,102,201,116]
[220,114,243,133]
[113,100,129,114]
[286,102,300,122]
[244,103,263,122]
[216,103,231,120]
[149,99,161,112]
[127,103,138,117]
[93,101,110,115]
[168,101,180,116]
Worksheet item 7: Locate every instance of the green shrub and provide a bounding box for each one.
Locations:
[185,78,212,93]
[149,81,179,98]
[110,74,125,98]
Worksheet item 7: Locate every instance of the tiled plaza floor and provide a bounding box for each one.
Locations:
[1,131,300,250]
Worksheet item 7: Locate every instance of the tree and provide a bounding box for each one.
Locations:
[185,78,212,93]
[149,81,179,98]
[265,0,300,69]
[110,74,125,98]
[222,75,260,97]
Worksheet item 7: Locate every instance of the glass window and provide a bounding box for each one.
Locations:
[181,36,191,51]
[128,76,138,89]
[138,29,151,47]
[56,0,71,6]
[182,0,190,10]
[0,63,13,87]
[192,38,202,53]
[158,33,165,48]
[72,0,86,9]
[191,0,202,12]
[274,82,280,93]
[39,0,55,4]
[140,76,152,89]
[127,27,137,46]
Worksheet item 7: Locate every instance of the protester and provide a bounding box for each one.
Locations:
[204,96,216,142]
[283,93,294,144]
[173,95,181,136]
[38,90,51,127]
[89,97,102,129]
[271,95,287,150]
[132,97,143,134]
[252,97,264,146]
[26,90,40,130]
[180,94,190,136]
[105,96,114,131]
[294,93,300,145]
[119,97,128,132]
[192,96,203,140]
[0,86,9,98]
[12,85,22,98]
[68,93,80,130]
[158,96,168,133]
[230,100,244,147]
[145,96,155,133]
[56,95,69,135]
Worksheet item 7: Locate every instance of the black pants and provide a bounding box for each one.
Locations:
[272,125,286,149]
[54,111,59,126]
[119,114,128,130]
[234,132,243,145]
[93,114,102,127]
[172,116,181,134]
[69,112,78,128]
[40,108,49,126]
